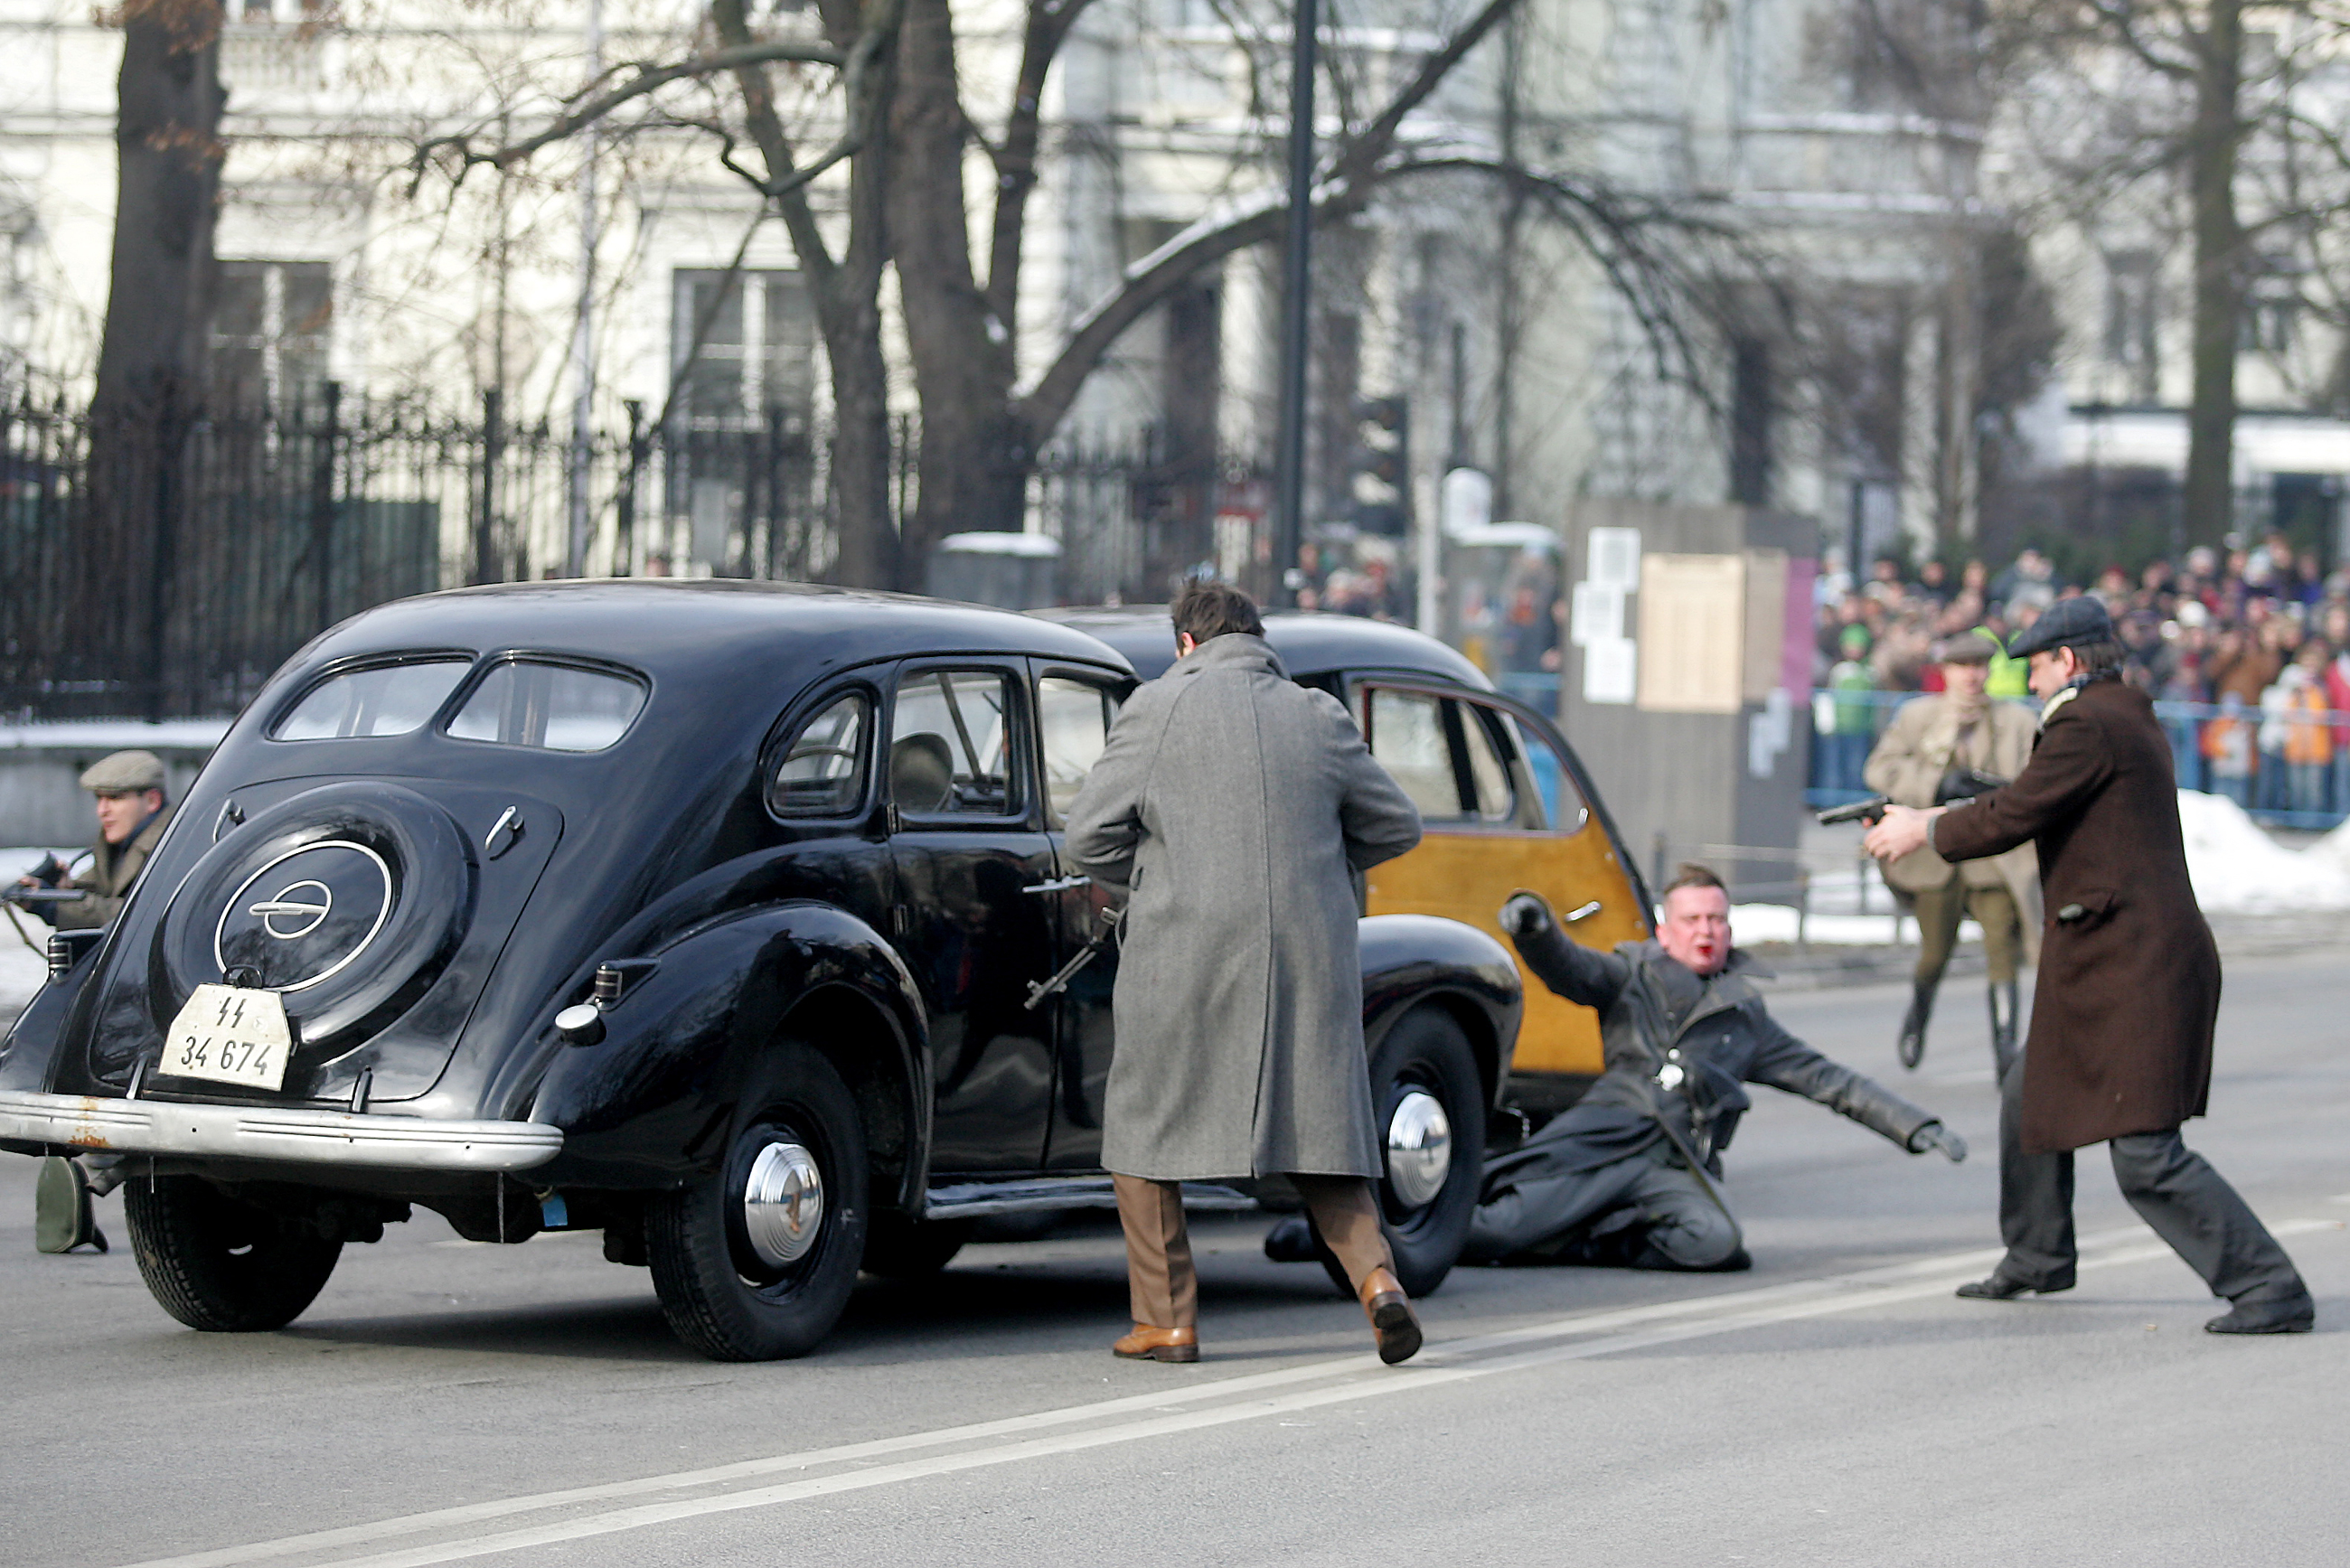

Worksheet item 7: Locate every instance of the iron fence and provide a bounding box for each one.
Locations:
[0,388,1248,720]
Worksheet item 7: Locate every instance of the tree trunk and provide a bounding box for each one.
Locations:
[715,0,903,587]
[93,1,224,419]
[87,0,225,718]
[820,148,899,589]
[887,0,1027,568]
[2182,0,2244,547]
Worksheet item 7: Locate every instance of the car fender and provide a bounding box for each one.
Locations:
[524,902,931,1201]
[1358,914,1523,1113]
[0,939,107,1147]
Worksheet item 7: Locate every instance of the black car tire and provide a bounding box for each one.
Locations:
[860,1213,970,1279]
[125,1173,343,1331]
[646,1045,869,1361]
[1316,1005,1484,1300]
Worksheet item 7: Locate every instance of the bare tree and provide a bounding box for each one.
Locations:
[410,0,1754,587]
[1996,0,2350,545]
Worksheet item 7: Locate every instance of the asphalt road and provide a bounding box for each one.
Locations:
[5,952,2345,1568]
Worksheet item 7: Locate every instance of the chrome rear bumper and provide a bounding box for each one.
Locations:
[0,1091,563,1172]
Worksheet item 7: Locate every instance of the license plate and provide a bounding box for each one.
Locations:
[158,984,293,1091]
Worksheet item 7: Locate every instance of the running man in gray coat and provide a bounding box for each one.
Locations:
[1063,580,1427,1364]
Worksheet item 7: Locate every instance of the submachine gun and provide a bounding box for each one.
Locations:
[1813,765,2011,829]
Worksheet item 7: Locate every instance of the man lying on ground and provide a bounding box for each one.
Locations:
[1463,864,1967,1271]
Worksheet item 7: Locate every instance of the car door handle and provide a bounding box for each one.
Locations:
[1021,875,1090,895]
[1562,899,1603,923]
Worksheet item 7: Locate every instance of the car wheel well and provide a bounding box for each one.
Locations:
[1380,991,1502,1121]
[772,985,916,1216]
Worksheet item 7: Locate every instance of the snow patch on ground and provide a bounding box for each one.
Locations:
[1741,790,2350,943]
[2176,791,2350,912]
[0,718,229,751]
[1731,906,1977,947]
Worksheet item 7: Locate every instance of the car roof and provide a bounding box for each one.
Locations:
[1036,606,1493,690]
[305,580,1136,684]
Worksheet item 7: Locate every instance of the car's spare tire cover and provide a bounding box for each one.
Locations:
[153,782,475,1057]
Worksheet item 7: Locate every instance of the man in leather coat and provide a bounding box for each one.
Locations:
[1465,865,1967,1270]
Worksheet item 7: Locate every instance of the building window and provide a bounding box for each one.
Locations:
[2103,250,2158,402]
[670,268,815,427]
[2242,259,2299,355]
[211,259,332,410]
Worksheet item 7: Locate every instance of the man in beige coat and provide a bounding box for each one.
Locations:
[1864,634,2039,1073]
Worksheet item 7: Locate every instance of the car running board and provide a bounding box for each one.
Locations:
[922,1174,1258,1219]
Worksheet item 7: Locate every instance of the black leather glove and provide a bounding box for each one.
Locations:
[1499,891,1554,939]
[1910,1122,1967,1162]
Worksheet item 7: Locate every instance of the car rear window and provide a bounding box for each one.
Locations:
[272,659,472,740]
[446,660,647,753]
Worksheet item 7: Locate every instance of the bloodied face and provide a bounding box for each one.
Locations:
[1657,884,1732,977]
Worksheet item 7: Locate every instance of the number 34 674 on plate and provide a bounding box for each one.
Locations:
[158,984,293,1091]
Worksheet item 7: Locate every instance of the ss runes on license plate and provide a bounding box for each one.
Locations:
[158,984,293,1091]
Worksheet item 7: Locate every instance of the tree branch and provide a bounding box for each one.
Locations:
[408,38,846,192]
[985,0,1103,322]
[1016,0,1528,440]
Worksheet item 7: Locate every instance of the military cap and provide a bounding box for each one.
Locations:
[79,749,166,795]
[2004,596,2115,660]
[1932,631,1996,666]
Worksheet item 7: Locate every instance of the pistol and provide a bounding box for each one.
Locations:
[1815,794,1891,827]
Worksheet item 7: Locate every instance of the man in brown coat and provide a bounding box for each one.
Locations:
[1866,597,2313,1333]
[1863,631,2040,1073]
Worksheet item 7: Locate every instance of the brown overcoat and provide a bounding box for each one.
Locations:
[1932,678,2217,1153]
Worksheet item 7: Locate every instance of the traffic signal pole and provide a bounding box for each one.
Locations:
[1272,0,1318,607]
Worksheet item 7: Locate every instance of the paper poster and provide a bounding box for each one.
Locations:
[1636,553,1745,714]
[1586,526,1641,591]
[1741,548,1788,704]
[1570,580,1623,647]
[1583,636,1637,705]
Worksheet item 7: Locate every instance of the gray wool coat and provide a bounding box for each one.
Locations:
[1061,632,1424,1181]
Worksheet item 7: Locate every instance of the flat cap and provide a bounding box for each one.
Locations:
[2005,596,2114,660]
[1932,631,1996,665]
[79,749,165,794]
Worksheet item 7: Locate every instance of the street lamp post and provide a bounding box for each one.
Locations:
[1271,0,1318,606]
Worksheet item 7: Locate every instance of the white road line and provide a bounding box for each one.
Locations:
[117,1218,2339,1568]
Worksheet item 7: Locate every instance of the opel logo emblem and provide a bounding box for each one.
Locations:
[248,879,332,940]
[213,840,394,994]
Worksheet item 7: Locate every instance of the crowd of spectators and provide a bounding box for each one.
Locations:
[1812,530,2350,821]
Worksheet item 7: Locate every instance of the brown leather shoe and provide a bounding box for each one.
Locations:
[1358,1266,1423,1365]
[1113,1323,1199,1363]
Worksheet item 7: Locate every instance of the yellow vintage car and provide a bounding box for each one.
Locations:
[1038,608,1653,1118]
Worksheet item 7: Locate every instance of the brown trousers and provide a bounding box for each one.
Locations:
[1114,1173,1395,1329]
[1911,879,2022,986]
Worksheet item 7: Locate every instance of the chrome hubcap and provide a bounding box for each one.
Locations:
[742,1140,825,1268]
[1385,1090,1452,1208]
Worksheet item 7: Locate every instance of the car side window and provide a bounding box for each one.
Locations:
[1038,676,1117,822]
[769,691,870,818]
[1359,687,1516,825]
[1503,713,1591,833]
[890,670,1016,817]
[1361,689,1457,820]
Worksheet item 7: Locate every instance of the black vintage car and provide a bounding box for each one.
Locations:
[0,582,1520,1360]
